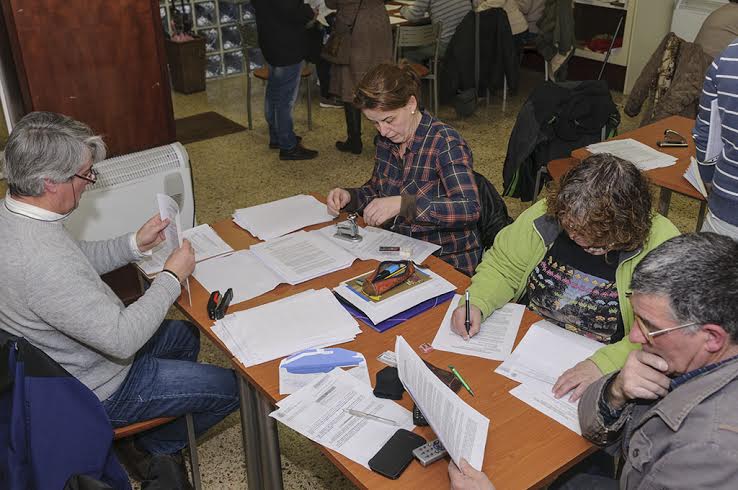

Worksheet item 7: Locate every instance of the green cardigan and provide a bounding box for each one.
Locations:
[467,199,680,374]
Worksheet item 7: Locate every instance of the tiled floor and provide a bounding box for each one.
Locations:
[0,67,705,489]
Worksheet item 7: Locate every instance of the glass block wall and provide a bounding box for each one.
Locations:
[160,0,263,79]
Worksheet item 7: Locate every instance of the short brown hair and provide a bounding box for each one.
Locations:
[353,61,421,111]
[546,153,653,251]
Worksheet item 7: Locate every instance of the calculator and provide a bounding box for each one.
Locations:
[412,439,448,466]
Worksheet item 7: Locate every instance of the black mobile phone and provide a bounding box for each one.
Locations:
[368,429,426,480]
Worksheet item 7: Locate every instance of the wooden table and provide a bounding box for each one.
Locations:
[175,217,594,490]
[570,115,707,230]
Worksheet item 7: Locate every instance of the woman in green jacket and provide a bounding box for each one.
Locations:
[451,154,680,400]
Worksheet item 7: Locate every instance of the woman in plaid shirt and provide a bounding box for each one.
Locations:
[326,62,482,275]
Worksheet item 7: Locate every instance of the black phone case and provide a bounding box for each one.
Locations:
[368,429,426,479]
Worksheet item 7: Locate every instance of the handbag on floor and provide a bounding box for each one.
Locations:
[321,0,363,64]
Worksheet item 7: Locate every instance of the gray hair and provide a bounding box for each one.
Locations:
[3,111,106,197]
[631,233,738,342]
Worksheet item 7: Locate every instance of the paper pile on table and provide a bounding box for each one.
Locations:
[212,288,362,367]
[232,194,334,240]
[495,321,603,434]
[586,138,677,171]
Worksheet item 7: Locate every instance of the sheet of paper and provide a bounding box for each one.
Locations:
[495,321,604,388]
[250,230,356,285]
[389,16,405,24]
[431,295,524,361]
[156,193,190,305]
[211,288,361,367]
[394,0,415,4]
[192,249,283,305]
[684,157,708,198]
[385,4,400,10]
[509,384,581,434]
[138,224,233,277]
[396,336,489,471]
[232,194,335,241]
[317,223,441,264]
[706,98,723,161]
[270,369,414,468]
[586,138,677,171]
[279,354,370,395]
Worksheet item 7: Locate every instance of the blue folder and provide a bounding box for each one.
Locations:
[336,291,455,333]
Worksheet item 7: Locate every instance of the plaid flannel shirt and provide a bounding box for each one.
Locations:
[346,111,481,275]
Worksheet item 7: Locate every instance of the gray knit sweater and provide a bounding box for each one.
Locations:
[0,202,182,400]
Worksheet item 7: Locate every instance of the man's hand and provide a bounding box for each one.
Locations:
[448,459,495,490]
[607,350,670,410]
[163,239,195,282]
[327,188,351,216]
[450,304,482,340]
[553,359,603,402]
[363,196,402,226]
[136,215,170,252]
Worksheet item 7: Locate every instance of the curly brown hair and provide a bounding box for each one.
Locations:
[546,153,653,251]
[353,61,422,111]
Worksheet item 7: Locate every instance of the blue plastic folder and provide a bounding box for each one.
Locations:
[336,291,455,333]
[282,348,364,374]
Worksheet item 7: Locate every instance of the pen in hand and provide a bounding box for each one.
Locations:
[464,291,471,338]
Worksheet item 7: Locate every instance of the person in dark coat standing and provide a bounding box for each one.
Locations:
[326,0,392,155]
[252,0,319,160]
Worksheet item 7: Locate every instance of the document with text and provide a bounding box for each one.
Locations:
[396,336,489,470]
[432,295,524,361]
[232,194,334,241]
[270,368,414,468]
[156,193,190,304]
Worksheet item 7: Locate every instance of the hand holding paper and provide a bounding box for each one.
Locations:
[135,214,170,252]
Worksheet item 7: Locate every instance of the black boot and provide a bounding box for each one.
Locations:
[335,103,362,154]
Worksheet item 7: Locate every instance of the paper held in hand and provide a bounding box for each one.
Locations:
[156,193,191,305]
[395,336,489,470]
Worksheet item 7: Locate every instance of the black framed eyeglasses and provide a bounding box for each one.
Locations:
[74,167,98,184]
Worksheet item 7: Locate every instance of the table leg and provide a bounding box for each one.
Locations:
[256,390,284,490]
[658,188,672,217]
[696,201,707,231]
[238,377,264,490]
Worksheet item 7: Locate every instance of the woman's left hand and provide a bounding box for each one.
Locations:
[552,359,603,402]
[363,196,402,226]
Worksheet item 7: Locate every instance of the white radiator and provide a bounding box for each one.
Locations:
[65,142,195,241]
[671,0,728,42]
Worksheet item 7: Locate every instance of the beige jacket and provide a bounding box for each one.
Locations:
[475,0,527,35]
[579,358,738,489]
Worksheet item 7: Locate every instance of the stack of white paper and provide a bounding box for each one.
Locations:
[270,369,414,468]
[431,295,525,361]
[396,336,489,471]
[333,267,456,324]
[317,222,441,264]
[495,321,604,434]
[684,157,708,198]
[587,138,677,171]
[211,288,362,367]
[232,194,334,240]
[138,224,233,277]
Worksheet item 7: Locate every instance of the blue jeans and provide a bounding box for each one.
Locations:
[265,61,302,150]
[102,320,239,455]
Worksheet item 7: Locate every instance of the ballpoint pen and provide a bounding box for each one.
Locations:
[448,365,475,397]
[464,291,471,336]
[344,408,398,426]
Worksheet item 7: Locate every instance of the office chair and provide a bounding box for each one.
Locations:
[393,22,442,115]
[238,22,313,131]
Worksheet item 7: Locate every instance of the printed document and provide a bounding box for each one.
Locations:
[431,295,524,361]
[586,139,676,171]
[156,193,190,304]
[684,157,708,198]
[270,368,414,468]
[211,288,361,367]
[495,321,603,434]
[396,336,489,470]
[138,224,233,277]
[232,195,334,240]
[318,223,441,264]
[706,98,723,161]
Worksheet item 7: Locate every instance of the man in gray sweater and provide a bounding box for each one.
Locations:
[0,112,239,479]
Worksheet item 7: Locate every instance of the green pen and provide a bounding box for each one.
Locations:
[448,365,474,397]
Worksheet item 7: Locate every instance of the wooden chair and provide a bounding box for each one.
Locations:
[238,22,313,131]
[393,23,442,115]
[113,414,202,489]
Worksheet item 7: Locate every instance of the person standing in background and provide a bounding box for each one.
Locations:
[252,0,320,160]
[327,0,392,155]
[514,0,545,45]
[400,0,472,63]
[694,1,738,60]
